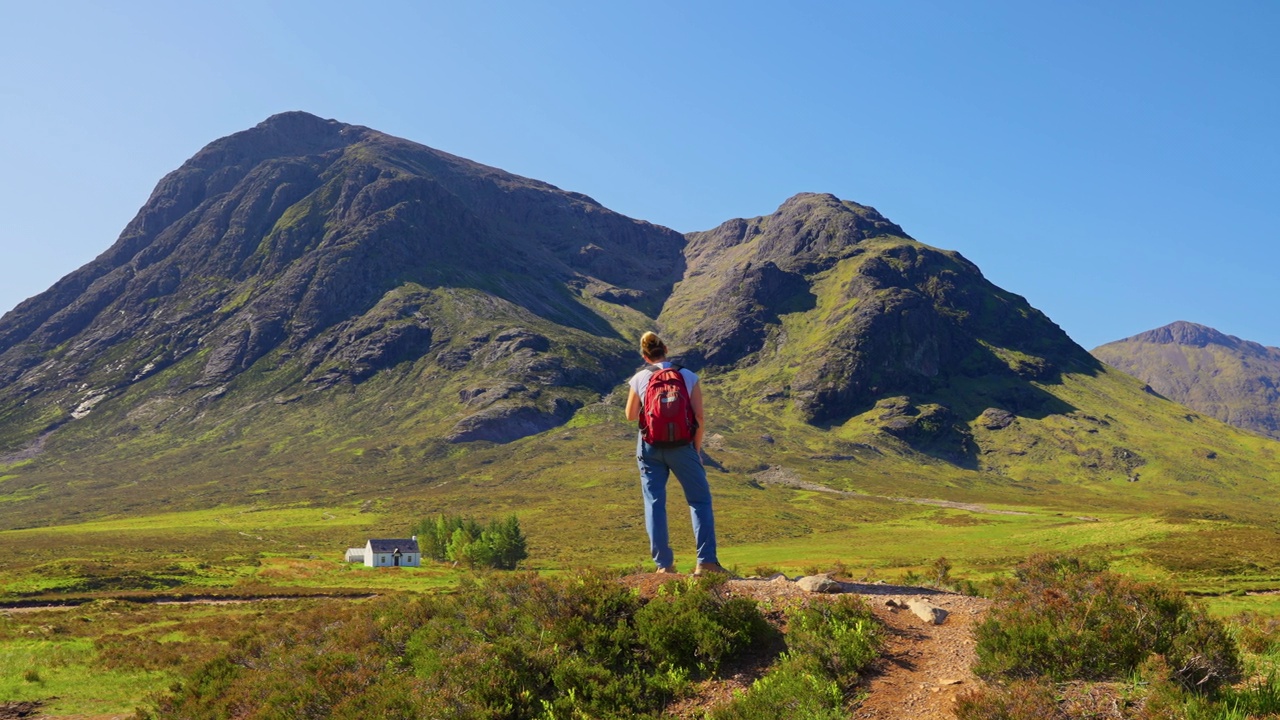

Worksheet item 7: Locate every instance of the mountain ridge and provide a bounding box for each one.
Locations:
[0,111,690,457]
[1093,321,1280,440]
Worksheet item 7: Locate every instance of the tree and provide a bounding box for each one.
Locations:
[413,513,527,570]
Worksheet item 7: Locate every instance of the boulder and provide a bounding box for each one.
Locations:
[979,408,1015,430]
[796,574,842,593]
[906,598,949,625]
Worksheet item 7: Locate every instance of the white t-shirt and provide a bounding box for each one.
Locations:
[629,362,699,408]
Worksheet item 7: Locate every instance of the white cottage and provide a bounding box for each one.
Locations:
[346,537,421,567]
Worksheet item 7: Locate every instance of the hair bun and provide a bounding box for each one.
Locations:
[640,331,667,360]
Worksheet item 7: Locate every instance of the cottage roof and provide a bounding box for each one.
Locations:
[368,538,420,554]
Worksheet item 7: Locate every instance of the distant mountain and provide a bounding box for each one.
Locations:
[0,113,1277,547]
[1093,321,1280,440]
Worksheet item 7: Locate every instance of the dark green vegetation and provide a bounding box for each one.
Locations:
[139,572,879,719]
[413,513,528,569]
[959,555,1280,719]
[974,555,1239,690]
[712,597,882,720]
[1094,321,1280,441]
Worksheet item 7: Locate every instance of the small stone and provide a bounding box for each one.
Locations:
[769,573,790,584]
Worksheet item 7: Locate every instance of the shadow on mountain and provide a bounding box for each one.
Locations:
[807,344,1103,470]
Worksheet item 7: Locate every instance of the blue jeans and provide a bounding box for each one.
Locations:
[636,435,718,569]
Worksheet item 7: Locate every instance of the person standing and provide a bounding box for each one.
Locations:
[625,332,728,575]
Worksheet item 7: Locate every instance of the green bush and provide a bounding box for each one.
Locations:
[712,658,845,720]
[783,596,883,687]
[974,554,1241,693]
[712,595,882,719]
[635,576,773,675]
[413,513,528,570]
[1231,611,1280,655]
[150,570,778,719]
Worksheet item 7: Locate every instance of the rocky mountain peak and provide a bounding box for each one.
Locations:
[1093,323,1280,440]
[1127,321,1241,349]
[684,194,908,272]
[187,112,366,170]
[662,193,1092,428]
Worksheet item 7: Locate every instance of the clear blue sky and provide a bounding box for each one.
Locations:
[2,1,1277,349]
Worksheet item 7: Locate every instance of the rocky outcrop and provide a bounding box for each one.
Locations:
[447,400,579,444]
[978,408,1016,430]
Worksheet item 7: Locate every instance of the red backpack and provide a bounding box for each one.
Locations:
[640,365,697,446]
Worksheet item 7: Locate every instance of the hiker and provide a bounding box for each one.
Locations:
[625,331,728,576]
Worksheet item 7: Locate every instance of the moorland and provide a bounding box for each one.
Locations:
[0,112,1278,717]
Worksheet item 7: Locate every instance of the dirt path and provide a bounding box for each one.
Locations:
[626,574,990,719]
[750,465,1031,516]
[854,590,988,719]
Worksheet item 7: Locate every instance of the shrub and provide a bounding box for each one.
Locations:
[634,576,774,675]
[783,596,882,687]
[712,595,882,719]
[932,556,953,586]
[955,680,1067,720]
[712,658,845,720]
[144,572,880,719]
[1231,611,1280,655]
[974,554,1241,693]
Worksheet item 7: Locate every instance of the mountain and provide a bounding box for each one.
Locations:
[661,193,1096,428]
[0,111,684,457]
[0,114,1278,582]
[1093,321,1280,440]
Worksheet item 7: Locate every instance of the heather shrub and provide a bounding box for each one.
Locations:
[711,659,845,720]
[634,576,773,675]
[955,680,1067,720]
[1231,611,1280,655]
[974,554,1240,693]
[712,595,882,719]
[148,570,779,719]
[783,596,882,687]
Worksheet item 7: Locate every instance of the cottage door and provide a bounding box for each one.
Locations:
[393,549,402,567]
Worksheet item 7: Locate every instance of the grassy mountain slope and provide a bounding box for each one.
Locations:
[0,120,1278,600]
[1093,321,1280,440]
